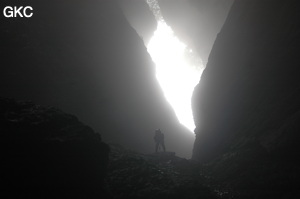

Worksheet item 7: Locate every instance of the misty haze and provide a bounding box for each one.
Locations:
[1,0,299,198]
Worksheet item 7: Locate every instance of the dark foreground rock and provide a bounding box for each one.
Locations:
[0,97,110,198]
[104,144,300,199]
[0,97,229,199]
[103,144,234,199]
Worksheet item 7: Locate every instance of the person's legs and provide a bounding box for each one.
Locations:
[161,141,166,152]
[155,142,159,153]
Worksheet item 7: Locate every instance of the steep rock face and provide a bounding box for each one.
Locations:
[0,0,194,157]
[158,0,234,62]
[118,0,157,44]
[0,97,110,198]
[192,0,300,162]
[192,0,300,196]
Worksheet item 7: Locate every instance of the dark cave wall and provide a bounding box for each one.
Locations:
[0,0,194,158]
[192,0,300,162]
[118,0,157,44]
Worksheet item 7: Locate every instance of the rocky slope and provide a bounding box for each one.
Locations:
[0,0,194,158]
[103,144,233,199]
[192,0,300,198]
[0,97,109,198]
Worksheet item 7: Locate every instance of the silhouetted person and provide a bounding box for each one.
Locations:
[154,129,166,153]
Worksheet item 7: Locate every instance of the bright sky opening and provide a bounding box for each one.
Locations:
[146,0,204,132]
